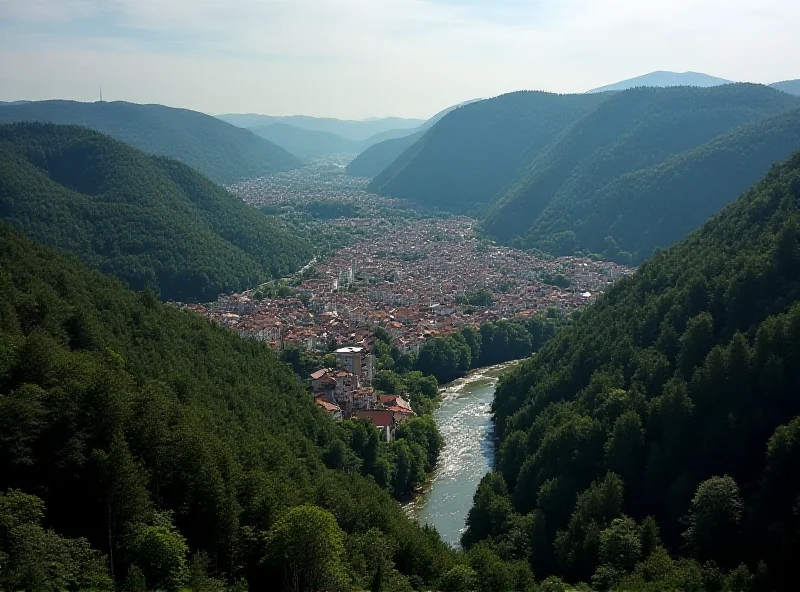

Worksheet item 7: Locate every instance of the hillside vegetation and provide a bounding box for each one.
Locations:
[368,91,610,210]
[482,84,799,251]
[0,123,312,301]
[518,106,800,261]
[0,100,301,184]
[346,131,424,177]
[462,151,800,590]
[0,226,468,590]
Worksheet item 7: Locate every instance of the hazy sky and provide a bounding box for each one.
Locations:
[1,0,798,119]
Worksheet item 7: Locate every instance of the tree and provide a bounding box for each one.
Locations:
[683,476,743,565]
[467,543,515,592]
[439,565,477,592]
[600,516,642,571]
[554,473,624,581]
[262,505,348,592]
[0,489,112,592]
[128,513,189,592]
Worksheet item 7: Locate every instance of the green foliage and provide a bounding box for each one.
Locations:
[483,84,800,257]
[439,564,477,592]
[413,316,561,384]
[261,505,349,592]
[0,489,113,591]
[682,476,743,565]
[0,226,462,590]
[129,514,190,591]
[0,123,313,301]
[464,151,800,588]
[456,289,494,307]
[0,100,301,184]
[369,91,609,210]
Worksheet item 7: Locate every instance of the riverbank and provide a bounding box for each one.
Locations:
[404,359,522,546]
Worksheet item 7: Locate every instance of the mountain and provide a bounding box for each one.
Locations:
[519,107,800,262]
[0,100,301,184]
[346,131,424,178]
[482,84,800,250]
[0,122,313,302]
[368,91,610,210]
[0,225,458,589]
[587,70,732,93]
[771,79,800,96]
[217,113,423,141]
[463,150,800,589]
[347,100,480,178]
[249,122,364,158]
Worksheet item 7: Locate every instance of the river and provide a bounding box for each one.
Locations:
[405,361,520,547]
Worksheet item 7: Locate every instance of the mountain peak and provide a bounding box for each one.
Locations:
[587,70,733,93]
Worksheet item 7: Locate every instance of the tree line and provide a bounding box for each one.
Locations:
[460,151,800,590]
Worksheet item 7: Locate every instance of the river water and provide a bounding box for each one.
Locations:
[405,361,519,547]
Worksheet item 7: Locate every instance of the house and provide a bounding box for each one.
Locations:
[352,409,395,441]
[315,396,343,421]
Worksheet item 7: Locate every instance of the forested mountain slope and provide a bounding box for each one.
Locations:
[463,151,800,590]
[0,226,460,590]
[482,84,799,247]
[0,100,301,184]
[347,100,480,178]
[520,106,800,262]
[346,131,423,177]
[0,123,312,301]
[368,92,610,211]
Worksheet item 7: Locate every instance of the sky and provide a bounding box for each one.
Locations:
[1,0,799,120]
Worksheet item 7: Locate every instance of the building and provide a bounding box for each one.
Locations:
[335,346,375,384]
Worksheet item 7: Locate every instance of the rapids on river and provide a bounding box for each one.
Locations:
[405,360,520,547]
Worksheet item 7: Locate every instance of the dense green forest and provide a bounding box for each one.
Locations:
[0,123,313,302]
[519,106,800,262]
[365,83,800,261]
[461,151,800,590]
[0,226,469,591]
[0,100,301,184]
[346,131,424,178]
[483,84,799,247]
[368,92,609,211]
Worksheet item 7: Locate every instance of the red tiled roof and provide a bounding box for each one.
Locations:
[315,397,341,413]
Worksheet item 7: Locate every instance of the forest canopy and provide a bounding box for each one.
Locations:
[0,225,463,591]
[0,122,313,302]
[461,150,800,590]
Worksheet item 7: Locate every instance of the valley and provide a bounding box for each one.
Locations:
[182,161,632,355]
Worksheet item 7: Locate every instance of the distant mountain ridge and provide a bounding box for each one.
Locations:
[0,122,313,301]
[368,83,800,260]
[368,91,609,208]
[586,71,733,93]
[346,99,481,178]
[0,100,301,184]
[217,113,423,141]
[771,80,800,96]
